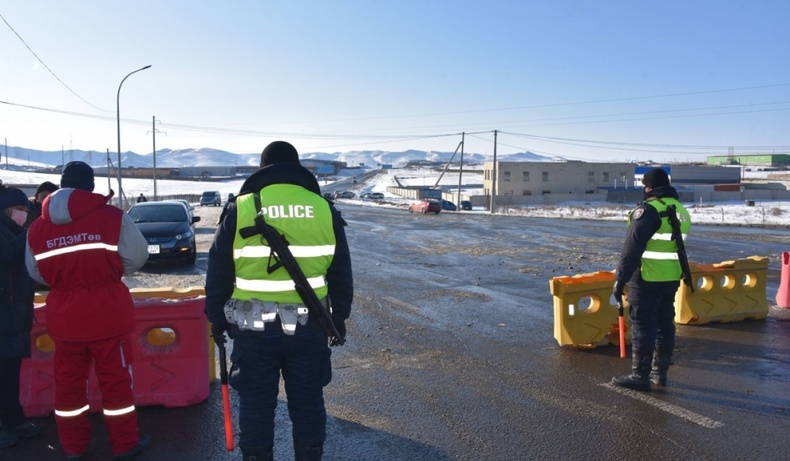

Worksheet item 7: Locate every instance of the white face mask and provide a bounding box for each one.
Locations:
[10,209,28,227]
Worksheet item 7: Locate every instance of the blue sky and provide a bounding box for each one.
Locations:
[2,1,789,162]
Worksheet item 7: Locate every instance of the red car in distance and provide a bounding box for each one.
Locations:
[408,199,441,214]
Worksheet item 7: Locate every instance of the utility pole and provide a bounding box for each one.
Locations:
[106,149,112,201]
[490,130,498,214]
[148,116,166,201]
[456,132,465,207]
[152,116,157,200]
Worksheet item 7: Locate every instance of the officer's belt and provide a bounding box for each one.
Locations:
[224,298,309,335]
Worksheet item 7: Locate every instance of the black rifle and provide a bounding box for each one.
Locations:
[239,195,345,346]
[665,204,695,293]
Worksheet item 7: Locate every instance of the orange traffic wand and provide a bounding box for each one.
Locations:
[219,343,234,451]
[617,301,626,359]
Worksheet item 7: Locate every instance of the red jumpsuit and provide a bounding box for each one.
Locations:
[25,188,148,457]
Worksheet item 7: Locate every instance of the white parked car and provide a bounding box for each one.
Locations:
[334,191,355,199]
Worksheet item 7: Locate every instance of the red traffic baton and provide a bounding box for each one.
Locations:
[617,301,626,359]
[219,342,234,451]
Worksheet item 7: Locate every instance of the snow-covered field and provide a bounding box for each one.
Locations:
[2,167,790,227]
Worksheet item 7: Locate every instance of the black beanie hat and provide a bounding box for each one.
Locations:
[260,141,300,167]
[36,181,59,195]
[0,187,29,211]
[61,161,95,191]
[642,168,670,188]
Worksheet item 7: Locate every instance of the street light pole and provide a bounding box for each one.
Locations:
[152,115,157,201]
[116,64,151,209]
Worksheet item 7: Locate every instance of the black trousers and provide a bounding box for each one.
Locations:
[0,356,25,430]
[627,280,679,356]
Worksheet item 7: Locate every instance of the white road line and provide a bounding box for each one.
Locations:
[381,296,421,313]
[601,382,725,429]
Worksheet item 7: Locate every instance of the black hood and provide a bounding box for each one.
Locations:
[645,185,680,201]
[238,162,321,196]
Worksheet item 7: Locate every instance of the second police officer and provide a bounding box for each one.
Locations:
[612,167,691,391]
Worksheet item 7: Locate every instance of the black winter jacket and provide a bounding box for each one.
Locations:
[0,212,34,358]
[204,162,354,327]
[614,185,682,293]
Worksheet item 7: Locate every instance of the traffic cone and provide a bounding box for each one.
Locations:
[775,252,790,308]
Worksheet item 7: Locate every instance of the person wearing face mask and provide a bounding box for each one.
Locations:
[0,180,42,449]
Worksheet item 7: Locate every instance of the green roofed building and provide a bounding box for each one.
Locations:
[707,154,790,167]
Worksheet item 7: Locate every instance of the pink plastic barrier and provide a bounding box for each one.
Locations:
[20,296,210,417]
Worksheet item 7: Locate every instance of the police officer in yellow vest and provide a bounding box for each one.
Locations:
[205,141,353,461]
[612,168,691,391]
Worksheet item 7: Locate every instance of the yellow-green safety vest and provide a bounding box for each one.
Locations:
[231,184,336,304]
[629,197,691,282]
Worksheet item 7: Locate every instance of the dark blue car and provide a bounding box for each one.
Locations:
[441,200,457,211]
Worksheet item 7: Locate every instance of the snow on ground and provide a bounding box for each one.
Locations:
[2,167,790,227]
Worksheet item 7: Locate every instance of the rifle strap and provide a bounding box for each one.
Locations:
[237,191,285,274]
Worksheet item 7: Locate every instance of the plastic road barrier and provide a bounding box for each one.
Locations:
[21,287,211,417]
[549,271,629,349]
[775,252,790,309]
[674,256,769,324]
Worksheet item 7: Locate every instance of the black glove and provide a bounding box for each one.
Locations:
[330,319,346,347]
[612,281,625,305]
[211,321,233,346]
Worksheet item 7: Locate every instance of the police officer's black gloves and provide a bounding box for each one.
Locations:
[330,318,346,347]
[612,281,625,305]
[211,321,233,346]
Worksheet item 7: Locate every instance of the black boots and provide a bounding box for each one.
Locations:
[241,440,323,460]
[294,439,324,461]
[612,352,653,391]
[241,445,273,461]
[650,353,671,386]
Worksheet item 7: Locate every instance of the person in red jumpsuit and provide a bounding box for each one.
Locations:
[25,162,150,460]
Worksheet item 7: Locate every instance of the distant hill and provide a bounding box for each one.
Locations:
[0,145,564,170]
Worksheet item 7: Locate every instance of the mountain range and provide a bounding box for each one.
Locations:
[0,146,563,170]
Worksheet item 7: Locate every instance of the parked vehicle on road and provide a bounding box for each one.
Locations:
[164,199,195,221]
[128,202,201,265]
[460,200,472,211]
[441,200,457,211]
[408,199,441,214]
[334,190,355,199]
[200,190,221,206]
[369,192,385,200]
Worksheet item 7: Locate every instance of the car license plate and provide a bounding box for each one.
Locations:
[147,245,160,254]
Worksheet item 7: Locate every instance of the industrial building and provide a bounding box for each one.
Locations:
[707,153,790,167]
[454,161,790,208]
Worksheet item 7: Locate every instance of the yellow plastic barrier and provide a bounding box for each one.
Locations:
[130,286,206,299]
[675,256,769,324]
[549,271,629,348]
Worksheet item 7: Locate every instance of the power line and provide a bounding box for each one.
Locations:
[243,83,790,124]
[0,12,111,112]
[2,99,790,156]
[503,132,790,151]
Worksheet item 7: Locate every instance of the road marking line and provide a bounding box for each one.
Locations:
[381,296,420,312]
[601,382,725,429]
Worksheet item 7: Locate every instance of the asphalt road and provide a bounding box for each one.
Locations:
[9,203,790,460]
